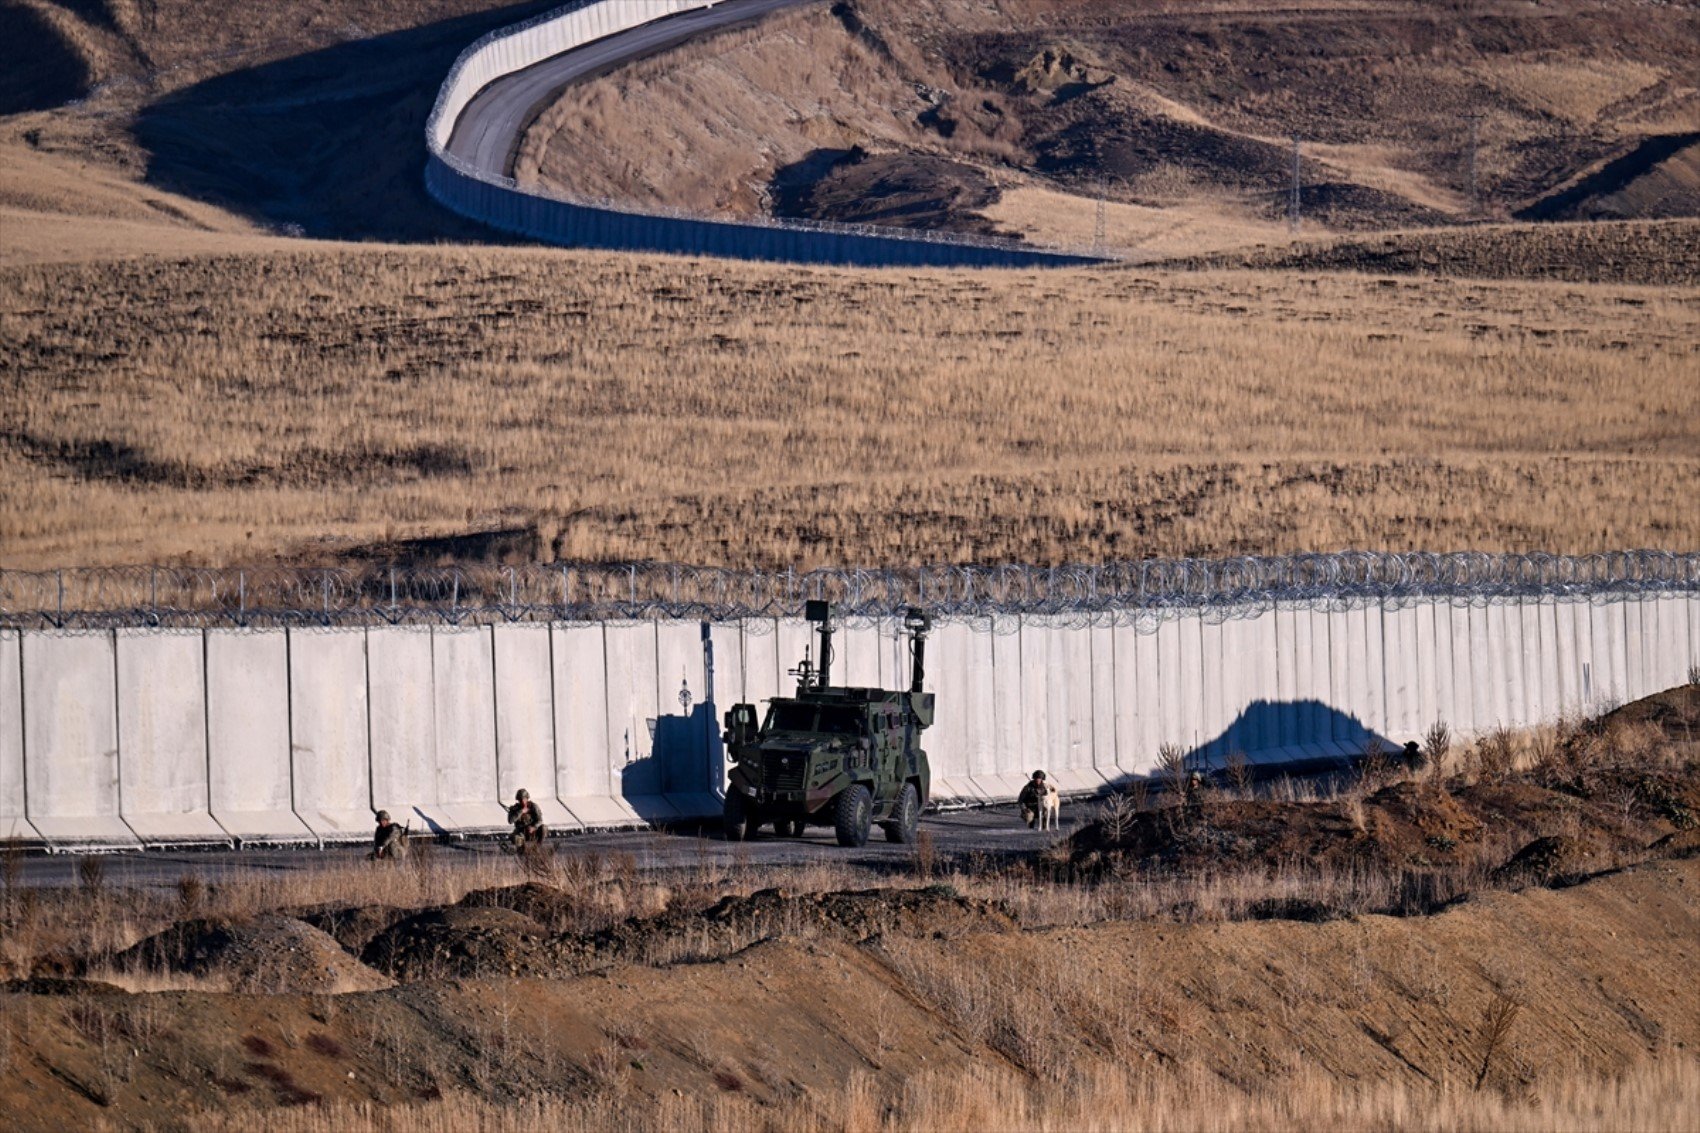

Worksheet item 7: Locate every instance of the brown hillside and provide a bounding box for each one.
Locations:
[522,0,1700,250]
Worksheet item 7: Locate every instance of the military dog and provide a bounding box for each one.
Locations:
[1036,779,1061,831]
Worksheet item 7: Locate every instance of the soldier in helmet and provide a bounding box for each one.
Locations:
[508,788,545,849]
[1018,769,1048,829]
[370,810,406,861]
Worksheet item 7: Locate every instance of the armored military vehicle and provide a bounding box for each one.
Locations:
[722,602,933,846]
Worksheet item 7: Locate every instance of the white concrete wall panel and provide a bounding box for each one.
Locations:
[604,622,675,821]
[492,625,571,829]
[1495,600,1526,729]
[1603,601,1631,707]
[432,627,506,829]
[1197,619,1227,766]
[1018,619,1052,786]
[1108,624,1138,777]
[1625,599,1650,702]
[1177,616,1207,761]
[960,623,1002,792]
[553,624,634,825]
[990,624,1025,790]
[741,621,783,718]
[1248,608,1283,756]
[1442,605,1472,738]
[1653,596,1689,692]
[1524,599,1554,727]
[22,632,131,844]
[1414,601,1447,740]
[1383,604,1420,741]
[1690,595,1700,677]
[1090,623,1118,782]
[927,619,981,798]
[838,622,882,690]
[115,631,222,843]
[206,630,308,842]
[1047,618,1104,789]
[366,628,438,831]
[655,620,716,815]
[1555,600,1583,716]
[1327,607,1358,751]
[0,631,36,840]
[1128,622,1169,772]
[288,630,370,839]
[1301,606,1335,756]
[1273,607,1300,753]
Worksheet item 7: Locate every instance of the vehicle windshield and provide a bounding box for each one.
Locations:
[763,703,866,736]
[766,703,816,732]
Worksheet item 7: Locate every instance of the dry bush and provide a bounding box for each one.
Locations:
[1226,750,1253,799]
[1472,727,1520,784]
[1156,744,1191,805]
[1424,720,1454,784]
[1471,989,1524,1092]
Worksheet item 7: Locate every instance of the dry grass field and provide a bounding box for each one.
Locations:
[2,237,1698,568]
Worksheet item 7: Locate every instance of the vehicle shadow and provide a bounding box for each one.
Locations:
[132,1,557,240]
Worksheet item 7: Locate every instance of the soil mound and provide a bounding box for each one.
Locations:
[457,882,584,933]
[293,903,415,955]
[1012,47,1113,99]
[114,915,392,993]
[1492,835,1603,886]
[770,148,1012,236]
[590,885,1015,960]
[360,906,553,981]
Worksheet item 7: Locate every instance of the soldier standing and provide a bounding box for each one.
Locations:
[370,810,406,861]
[508,788,546,849]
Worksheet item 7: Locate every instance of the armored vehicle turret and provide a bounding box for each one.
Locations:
[722,603,933,846]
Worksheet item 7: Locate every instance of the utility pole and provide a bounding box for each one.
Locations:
[1288,135,1302,232]
[1465,112,1484,218]
[1093,179,1107,254]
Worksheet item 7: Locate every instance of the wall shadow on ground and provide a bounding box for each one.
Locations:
[132,2,556,240]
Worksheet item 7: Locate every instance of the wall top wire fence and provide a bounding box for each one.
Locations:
[1,553,1696,631]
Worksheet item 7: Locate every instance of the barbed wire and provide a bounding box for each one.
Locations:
[1,553,1695,631]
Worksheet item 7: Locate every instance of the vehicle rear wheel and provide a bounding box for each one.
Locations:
[723,790,759,841]
[882,782,920,844]
[834,784,873,847]
[774,818,801,838]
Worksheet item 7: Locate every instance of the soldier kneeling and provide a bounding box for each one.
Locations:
[509,788,546,849]
[370,810,407,861]
[1018,770,1049,829]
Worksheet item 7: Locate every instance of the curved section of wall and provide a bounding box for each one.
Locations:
[424,0,1104,267]
[2,591,1697,850]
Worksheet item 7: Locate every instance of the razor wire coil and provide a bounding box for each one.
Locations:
[1,552,1696,631]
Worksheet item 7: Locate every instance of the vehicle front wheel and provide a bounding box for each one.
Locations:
[834,784,873,847]
[723,790,759,841]
[882,782,920,844]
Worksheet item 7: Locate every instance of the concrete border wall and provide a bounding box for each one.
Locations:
[422,0,1102,267]
[2,595,1697,848]
[1,630,34,840]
